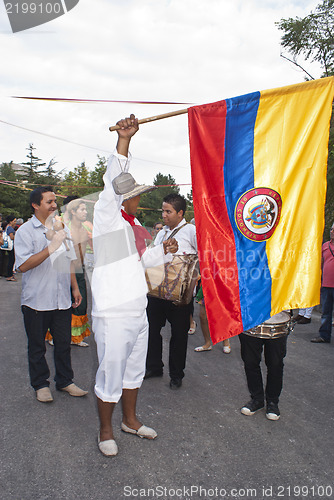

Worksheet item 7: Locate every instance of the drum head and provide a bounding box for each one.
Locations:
[264,311,291,324]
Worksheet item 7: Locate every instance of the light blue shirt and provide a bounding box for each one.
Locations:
[15,215,75,311]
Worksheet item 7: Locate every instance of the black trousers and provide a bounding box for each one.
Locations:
[22,306,73,391]
[0,250,3,276]
[146,296,192,380]
[239,333,287,404]
[6,249,15,278]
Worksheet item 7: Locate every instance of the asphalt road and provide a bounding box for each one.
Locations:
[1,274,333,500]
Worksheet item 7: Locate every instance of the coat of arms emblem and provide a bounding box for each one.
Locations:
[235,188,282,241]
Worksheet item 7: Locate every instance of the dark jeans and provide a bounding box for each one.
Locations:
[6,249,15,278]
[239,333,287,404]
[146,296,192,380]
[319,287,334,342]
[22,306,73,391]
[0,250,3,276]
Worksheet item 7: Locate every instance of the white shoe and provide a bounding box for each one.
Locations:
[98,434,118,457]
[121,422,157,439]
[188,321,197,334]
[76,341,89,347]
[194,345,212,352]
[223,345,231,354]
[71,340,89,347]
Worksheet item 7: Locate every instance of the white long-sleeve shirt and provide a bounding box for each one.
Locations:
[154,219,197,255]
[91,150,171,317]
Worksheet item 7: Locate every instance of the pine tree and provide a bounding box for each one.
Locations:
[21,143,46,183]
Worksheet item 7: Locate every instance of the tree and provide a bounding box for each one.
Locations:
[277,0,334,237]
[34,157,61,188]
[89,155,107,187]
[0,184,32,220]
[45,158,58,182]
[20,143,46,183]
[0,162,17,182]
[276,0,334,77]
[61,161,96,197]
[138,173,180,227]
[186,188,194,222]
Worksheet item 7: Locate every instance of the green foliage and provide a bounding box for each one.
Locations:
[276,0,334,77]
[0,184,31,220]
[60,161,96,197]
[89,155,107,187]
[137,172,180,226]
[0,151,188,226]
[0,162,16,182]
[21,143,46,182]
[185,188,194,221]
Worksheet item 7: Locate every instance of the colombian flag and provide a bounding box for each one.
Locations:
[188,78,334,344]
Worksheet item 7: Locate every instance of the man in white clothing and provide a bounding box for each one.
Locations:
[91,114,178,457]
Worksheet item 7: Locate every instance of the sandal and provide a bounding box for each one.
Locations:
[188,320,197,335]
[6,277,17,282]
[194,345,212,352]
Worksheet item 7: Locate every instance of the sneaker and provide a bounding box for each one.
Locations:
[240,399,264,415]
[297,317,311,324]
[169,378,182,390]
[266,402,280,420]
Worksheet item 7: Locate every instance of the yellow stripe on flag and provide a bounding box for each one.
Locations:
[253,77,334,314]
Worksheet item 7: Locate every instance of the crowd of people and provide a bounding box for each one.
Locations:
[2,114,333,458]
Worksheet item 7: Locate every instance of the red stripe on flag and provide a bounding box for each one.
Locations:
[188,101,242,343]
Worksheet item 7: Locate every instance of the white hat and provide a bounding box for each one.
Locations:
[113,172,156,200]
[123,182,157,200]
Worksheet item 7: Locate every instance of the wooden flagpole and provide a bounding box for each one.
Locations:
[109,108,189,131]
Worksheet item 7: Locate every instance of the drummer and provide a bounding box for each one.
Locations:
[239,311,291,421]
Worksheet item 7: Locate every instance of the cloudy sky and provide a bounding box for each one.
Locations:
[0,0,322,195]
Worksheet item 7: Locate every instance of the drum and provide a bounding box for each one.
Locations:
[244,311,294,339]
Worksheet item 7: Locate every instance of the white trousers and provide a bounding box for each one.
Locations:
[299,307,314,319]
[93,312,148,403]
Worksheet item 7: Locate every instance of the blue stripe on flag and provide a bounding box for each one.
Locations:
[223,92,272,329]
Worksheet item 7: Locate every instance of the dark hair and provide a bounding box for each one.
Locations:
[163,193,187,216]
[30,186,54,211]
[6,214,16,223]
[63,195,79,206]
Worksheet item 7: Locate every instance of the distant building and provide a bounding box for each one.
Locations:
[1,162,29,178]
